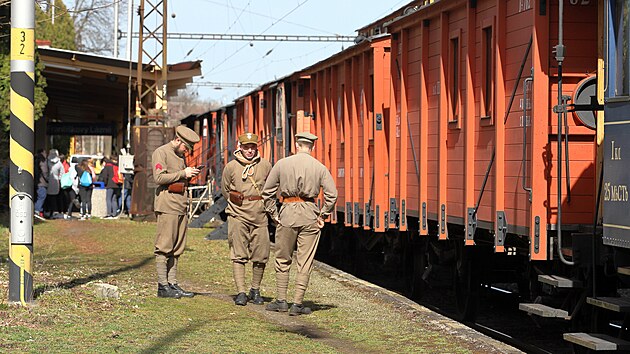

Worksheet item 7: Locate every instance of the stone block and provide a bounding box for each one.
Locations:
[94,283,120,299]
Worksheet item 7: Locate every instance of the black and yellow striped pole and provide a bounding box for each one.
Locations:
[9,0,35,305]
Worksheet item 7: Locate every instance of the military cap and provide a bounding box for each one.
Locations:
[295,131,318,143]
[238,132,259,145]
[175,125,200,150]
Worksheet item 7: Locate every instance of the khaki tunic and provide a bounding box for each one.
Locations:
[152,142,188,215]
[221,151,272,226]
[262,151,337,227]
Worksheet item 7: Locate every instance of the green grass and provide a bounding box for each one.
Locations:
[0,218,483,353]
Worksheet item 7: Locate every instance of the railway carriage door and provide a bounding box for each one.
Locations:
[602,0,630,248]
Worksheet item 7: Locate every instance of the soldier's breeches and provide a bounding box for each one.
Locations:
[273,224,297,273]
[232,262,247,293]
[251,262,265,289]
[294,223,321,275]
[227,216,270,263]
[154,213,189,257]
[293,272,310,304]
[156,254,168,285]
[274,223,321,274]
[274,223,320,303]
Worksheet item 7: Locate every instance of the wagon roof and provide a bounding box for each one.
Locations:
[356,0,443,35]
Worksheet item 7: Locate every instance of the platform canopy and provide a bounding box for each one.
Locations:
[38,47,201,124]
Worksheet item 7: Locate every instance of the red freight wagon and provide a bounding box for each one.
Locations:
[297,0,601,323]
[343,0,598,260]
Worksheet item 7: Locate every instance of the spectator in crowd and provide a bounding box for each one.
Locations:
[34,149,48,220]
[60,154,70,173]
[47,149,64,217]
[76,159,96,220]
[99,156,122,219]
[94,152,105,175]
[119,171,134,216]
[62,158,80,220]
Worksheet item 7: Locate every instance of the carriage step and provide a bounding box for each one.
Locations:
[618,266,630,276]
[204,221,228,241]
[587,297,630,312]
[518,303,568,318]
[538,275,583,288]
[564,333,630,351]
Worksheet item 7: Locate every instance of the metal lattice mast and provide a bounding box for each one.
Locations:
[136,0,168,122]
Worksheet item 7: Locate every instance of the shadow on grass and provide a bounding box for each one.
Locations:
[33,256,153,299]
[303,301,337,313]
[138,320,205,354]
[276,324,327,339]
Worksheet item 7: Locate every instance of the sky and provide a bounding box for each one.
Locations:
[117,0,410,105]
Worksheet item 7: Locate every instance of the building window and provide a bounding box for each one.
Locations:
[481,20,495,121]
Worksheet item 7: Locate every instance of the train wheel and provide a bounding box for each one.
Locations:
[408,238,429,301]
[454,241,480,321]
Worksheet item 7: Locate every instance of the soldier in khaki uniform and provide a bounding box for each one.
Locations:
[152,126,200,299]
[262,132,337,315]
[222,133,272,306]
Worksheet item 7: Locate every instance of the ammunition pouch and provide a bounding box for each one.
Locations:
[167,182,186,194]
[229,191,244,206]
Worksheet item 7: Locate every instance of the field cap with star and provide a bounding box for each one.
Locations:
[176,126,200,150]
[238,132,259,145]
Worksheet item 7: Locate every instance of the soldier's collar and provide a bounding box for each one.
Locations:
[234,149,260,165]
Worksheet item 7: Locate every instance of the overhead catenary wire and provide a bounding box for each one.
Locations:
[189,81,258,88]
[187,0,251,59]
[205,0,311,75]
[121,32,356,42]
[198,0,336,35]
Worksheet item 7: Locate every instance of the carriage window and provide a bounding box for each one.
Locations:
[612,0,630,97]
[481,25,494,118]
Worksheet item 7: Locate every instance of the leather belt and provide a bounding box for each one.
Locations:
[282,196,315,203]
[244,196,263,201]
